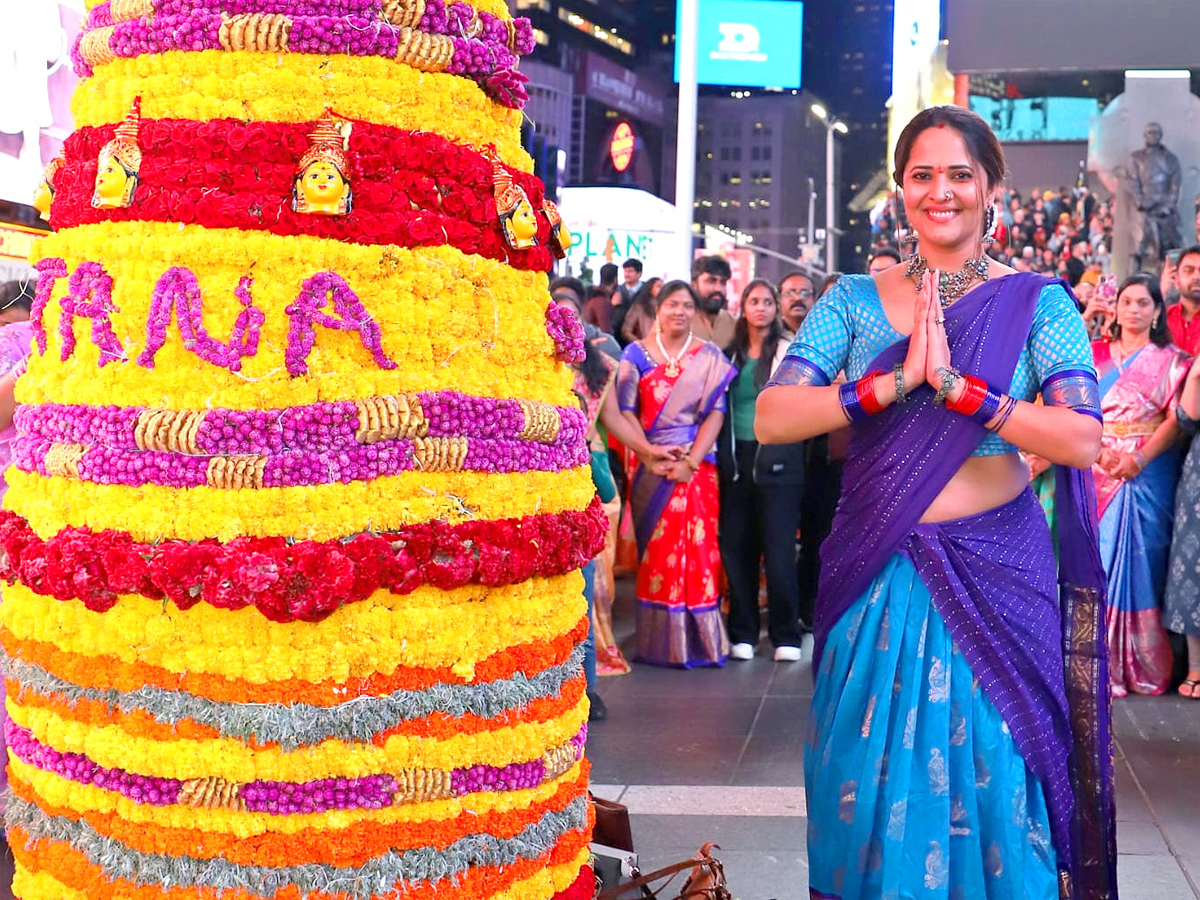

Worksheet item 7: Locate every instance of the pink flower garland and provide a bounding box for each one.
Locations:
[137,268,264,371]
[544,303,585,364]
[284,272,398,376]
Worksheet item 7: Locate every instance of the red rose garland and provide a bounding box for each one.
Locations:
[0,498,606,622]
[48,117,555,271]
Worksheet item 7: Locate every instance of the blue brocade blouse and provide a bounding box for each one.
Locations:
[783,274,1098,455]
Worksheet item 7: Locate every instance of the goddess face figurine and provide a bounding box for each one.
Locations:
[33,156,63,221]
[91,98,142,209]
[542,200,574,259]
[486,147,538,250]
[293,113,352,216]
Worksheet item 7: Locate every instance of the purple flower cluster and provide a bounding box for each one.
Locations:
[31,257,68,355]
[5,721,184,807]
[544,303,586,364]
[450,726,585,795]
[76,0,535,107]
[285,272,397,377]
[16,434,587,489]
[110,13,224,55]
[240,774,399,814]
[452,758,546,795]
[86,1,115,29]
[151,0,382,16]
[137,268,264,372]
[421,0,532,54]
[8,720,588,813]
[288,14,396,56]
[15,394,586,457]
[57,262,127,368]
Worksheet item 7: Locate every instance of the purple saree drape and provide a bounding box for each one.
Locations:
[814,272,1117,900]
[624,342,735,553]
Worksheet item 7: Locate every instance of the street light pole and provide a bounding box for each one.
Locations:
[674,0,699,277]
[806,176,816,249]
[824,124,835,272]
[810,103,847,274]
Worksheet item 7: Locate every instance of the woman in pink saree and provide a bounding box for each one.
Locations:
[1092,274,1190,696]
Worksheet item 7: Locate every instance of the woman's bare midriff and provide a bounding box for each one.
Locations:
[918,453,1029,523]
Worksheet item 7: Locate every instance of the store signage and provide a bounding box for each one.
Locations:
[0,223,43,263]
[609,122,635,172]
[675,0,802,89]
[576,53,668,127]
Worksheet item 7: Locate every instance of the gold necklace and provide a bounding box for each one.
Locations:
[905,253,990,309]
[655,330,694,377]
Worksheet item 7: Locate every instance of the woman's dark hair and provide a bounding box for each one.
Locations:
[574,333,611,396]
[1107,274,1172,348]
[727,279,782,389]
[893,106,1006,191]
[653,280,698,313]
[817,273,842,299]
[631,278,661,317]
[0,280,33,313]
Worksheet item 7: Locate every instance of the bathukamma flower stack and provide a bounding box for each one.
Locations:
[1,2,603,898]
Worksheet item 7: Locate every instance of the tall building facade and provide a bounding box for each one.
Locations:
[802,0,895,268]
[694,93,828,282]
[514,0,673,201]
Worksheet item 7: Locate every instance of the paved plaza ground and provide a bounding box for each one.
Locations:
[0,578,1194,900]
[587,577,1200,900]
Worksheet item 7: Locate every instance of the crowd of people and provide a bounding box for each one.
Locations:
[556,215,1200,720]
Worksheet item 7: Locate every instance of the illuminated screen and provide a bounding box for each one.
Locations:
[674,0,803,89]
[969,96,1100,142]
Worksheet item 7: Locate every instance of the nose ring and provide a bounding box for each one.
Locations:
[943,190,953,201]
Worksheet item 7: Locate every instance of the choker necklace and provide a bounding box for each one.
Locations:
[656,330,694,377]
[905,253,990,309]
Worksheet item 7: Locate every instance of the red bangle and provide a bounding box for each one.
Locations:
[856,371,885,416]
[946,374,987,415]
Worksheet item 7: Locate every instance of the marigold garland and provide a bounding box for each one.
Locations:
[8,0,594,891]
[26,225,570,410]
[10,699,589,782]
[1,617,588,706]
[2,577,586,684]
[7,763,588,865]
[10,828,592,900]
[72,3,534,108]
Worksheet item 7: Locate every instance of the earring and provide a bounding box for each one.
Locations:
[983,204,997,243]
[898,224,918,248]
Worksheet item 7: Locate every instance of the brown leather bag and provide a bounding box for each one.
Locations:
[596,842,731,900]
[590,792,635,852]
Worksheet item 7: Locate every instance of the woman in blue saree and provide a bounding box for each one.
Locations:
[757,107,1117,900]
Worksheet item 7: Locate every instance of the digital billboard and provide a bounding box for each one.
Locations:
[675,0,803,89]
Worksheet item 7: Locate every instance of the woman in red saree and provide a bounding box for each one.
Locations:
[1091,274,1190,696]
[616,280,737,667]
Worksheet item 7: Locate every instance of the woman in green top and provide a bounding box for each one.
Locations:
[719,280,806,661]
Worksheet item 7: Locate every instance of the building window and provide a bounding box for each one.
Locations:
[720,147,730,161]
[515,0,550,10]
[532,27,549,45]
[731,147,741,161]
[761,147,772,161]
[558,8,634,55]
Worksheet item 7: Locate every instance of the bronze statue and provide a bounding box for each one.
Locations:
[1131,122,1182,271]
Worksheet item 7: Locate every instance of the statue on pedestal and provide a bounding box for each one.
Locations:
[1131,122,1182,271]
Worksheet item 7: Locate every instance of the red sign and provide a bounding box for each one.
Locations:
[609,122,635,172]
